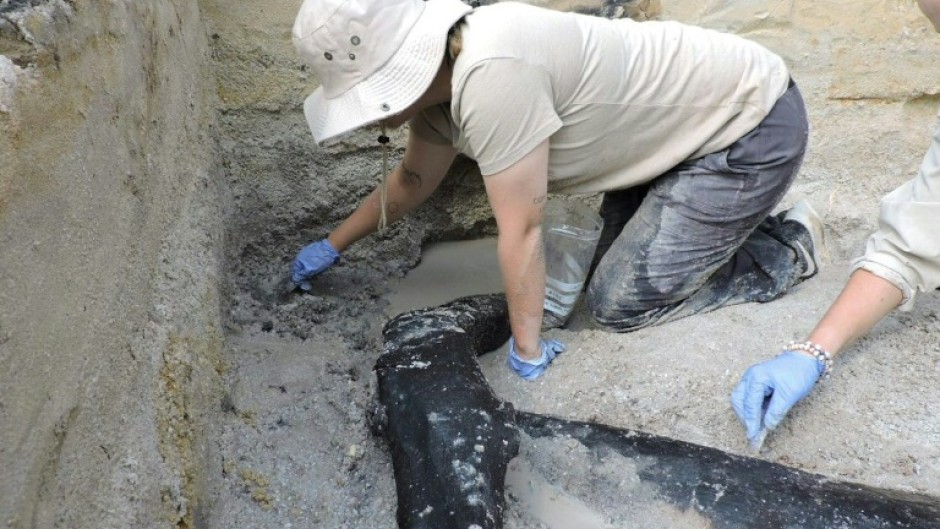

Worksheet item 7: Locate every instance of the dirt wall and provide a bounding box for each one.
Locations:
[0,1,222,527]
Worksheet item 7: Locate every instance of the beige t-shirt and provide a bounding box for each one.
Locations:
[411,2,791,195]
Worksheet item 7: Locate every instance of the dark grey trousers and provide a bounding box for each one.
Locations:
[586,81,810,332]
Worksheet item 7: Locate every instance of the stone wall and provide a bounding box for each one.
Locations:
[0,1,222,527]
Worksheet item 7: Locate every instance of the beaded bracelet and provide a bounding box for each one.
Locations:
[786,340,833,380]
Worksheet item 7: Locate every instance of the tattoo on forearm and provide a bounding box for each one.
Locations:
[400,163,423,188]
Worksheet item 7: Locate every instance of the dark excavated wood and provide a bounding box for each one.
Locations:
[374,295,517,529]
[375,293,940,529]
[517,413,940,529]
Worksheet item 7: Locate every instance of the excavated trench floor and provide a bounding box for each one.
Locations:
[206,100,940,529]
[208,234,940,528]
[208,234,667,528]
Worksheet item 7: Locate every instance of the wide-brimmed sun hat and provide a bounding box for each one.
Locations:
[292,0,472,144]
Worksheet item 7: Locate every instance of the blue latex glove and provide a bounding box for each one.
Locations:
[730,351,824,441]
[291,239,340,291]
[507,337,566,381]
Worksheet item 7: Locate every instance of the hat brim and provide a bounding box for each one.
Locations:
[303,0,471,144]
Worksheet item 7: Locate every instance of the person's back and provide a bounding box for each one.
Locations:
[420,2,790,193]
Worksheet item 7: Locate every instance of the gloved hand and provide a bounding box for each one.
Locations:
[507,337,566,381]
[730,351,824,441]
[291,239,340,291]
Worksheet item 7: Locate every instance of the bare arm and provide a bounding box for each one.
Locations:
[918,0,940,31]
[328,131,457,251]
[483,140,551,360]
[805,269,902,357]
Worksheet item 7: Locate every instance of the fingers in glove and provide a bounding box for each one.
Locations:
[291,261,307,284]
[544,339,566,357]
[740,375,772,440]
[762,353,820,429]
[762,392,796,431]
[763,378,812,430]
[508,338,562,381]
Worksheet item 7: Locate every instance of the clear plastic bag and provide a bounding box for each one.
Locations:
[542,200,603,328]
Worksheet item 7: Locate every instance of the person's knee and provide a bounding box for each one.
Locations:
[586,286,617,326]
[587,276,684,332]
[587,283,645,332]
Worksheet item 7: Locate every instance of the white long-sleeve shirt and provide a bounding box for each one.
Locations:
[853,110,940,310]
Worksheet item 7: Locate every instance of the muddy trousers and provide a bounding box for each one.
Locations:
[586,81,810,332]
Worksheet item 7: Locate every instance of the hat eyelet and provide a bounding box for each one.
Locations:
[350,35,361,46]
[380,103,391,112]
[324,52,333,61]
[349,53,356,60]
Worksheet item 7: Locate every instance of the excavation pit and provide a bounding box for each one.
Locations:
[3,1,940,528]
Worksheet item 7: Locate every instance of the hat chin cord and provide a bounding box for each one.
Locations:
[378,126,390,232]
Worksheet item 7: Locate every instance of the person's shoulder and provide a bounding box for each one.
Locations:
[473,1,546,17]
[459,2,567,64]
[466,1,565,32]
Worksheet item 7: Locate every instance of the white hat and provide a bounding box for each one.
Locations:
[292,0,472,144]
